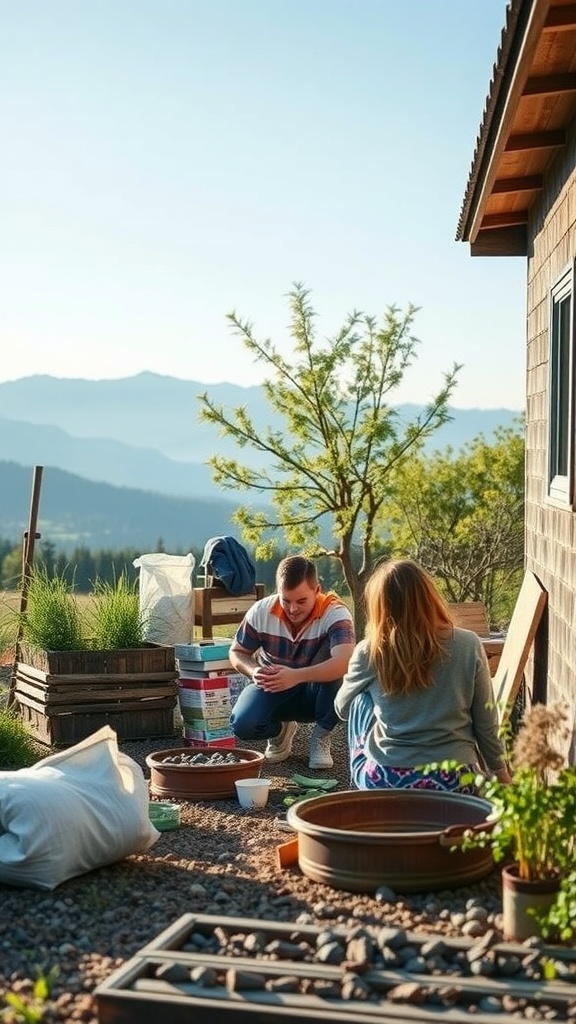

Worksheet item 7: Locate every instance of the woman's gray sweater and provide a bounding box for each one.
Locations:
[334,628,506,773]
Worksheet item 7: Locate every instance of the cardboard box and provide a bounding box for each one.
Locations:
[180,711,231,730]
[183,725,235,742]
[177,658,232,673]
[178,694,230,713]
[174,640,233,662]
[178,666,234,678]
[178,676,230,692]
[182,735,236,748]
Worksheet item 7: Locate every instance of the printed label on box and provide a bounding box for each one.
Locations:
[178,692,231,712]
[184,725,235,741]
[180,709,231,728]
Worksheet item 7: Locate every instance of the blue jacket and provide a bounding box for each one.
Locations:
[200,536,256,596]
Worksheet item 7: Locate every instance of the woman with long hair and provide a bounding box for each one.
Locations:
[334,559,510,791]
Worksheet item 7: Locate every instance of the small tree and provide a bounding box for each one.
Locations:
[198,283,460,635]
[384,423,525,625]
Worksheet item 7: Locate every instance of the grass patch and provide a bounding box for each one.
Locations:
[0,704,42,769]
[20,569,86,651]
[89,572,145,649]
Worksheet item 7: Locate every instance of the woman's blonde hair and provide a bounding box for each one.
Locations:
[364,559,453,694]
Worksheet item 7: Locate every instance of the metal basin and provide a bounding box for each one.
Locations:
[286,789,498,893]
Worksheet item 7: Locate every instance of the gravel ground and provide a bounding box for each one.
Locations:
[0,718,509,1024]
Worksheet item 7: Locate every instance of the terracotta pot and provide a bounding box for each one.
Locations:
[146,746,265,800]
[286,789,498,893]
[501,863,561,941]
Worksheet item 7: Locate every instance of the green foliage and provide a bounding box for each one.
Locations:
[480,766,576,880]
[3,967,58,1023]
[384,423,525,625]
[16,567,147,652]
[89,572,145,649]
[0,706,42,769]
[464,703,576,883]
[538,870,576,943]
[0,606,16,662]
[198,282,460,633]
[20,568,86,652]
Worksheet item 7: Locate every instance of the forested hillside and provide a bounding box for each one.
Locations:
[0,461,249,553]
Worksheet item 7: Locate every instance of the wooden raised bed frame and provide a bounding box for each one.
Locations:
[15,644,178,747]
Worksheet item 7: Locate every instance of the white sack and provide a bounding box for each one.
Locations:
[133,552,195,646]
[0,726,159,890]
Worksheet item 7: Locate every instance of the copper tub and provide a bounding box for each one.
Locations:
[146,746,265,800]
[286,789,498,893]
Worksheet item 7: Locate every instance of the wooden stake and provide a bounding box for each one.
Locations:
[8,465,43,708]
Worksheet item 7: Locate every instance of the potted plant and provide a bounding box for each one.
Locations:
[467,702,576,941]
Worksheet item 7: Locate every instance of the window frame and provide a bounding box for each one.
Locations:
[548,264,575,506]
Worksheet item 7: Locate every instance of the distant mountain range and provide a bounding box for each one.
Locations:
[0,460,247,555]
[0,372,522,552]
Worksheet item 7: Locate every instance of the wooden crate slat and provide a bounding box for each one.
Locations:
[16,663,176,688]
[19,643,176,676]
[16,691,176,715]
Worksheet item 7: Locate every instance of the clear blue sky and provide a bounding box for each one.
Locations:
[1,0,526,409]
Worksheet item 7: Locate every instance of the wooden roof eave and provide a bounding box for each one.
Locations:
[458,0,552,254]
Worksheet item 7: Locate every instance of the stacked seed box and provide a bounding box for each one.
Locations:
[174,640,248,748]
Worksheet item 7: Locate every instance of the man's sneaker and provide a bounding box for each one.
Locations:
[308,724,334,769]
[265,721,298,762]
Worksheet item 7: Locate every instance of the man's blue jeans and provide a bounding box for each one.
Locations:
[230,681,341,742]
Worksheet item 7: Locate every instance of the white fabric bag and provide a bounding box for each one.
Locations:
[0,726,159,890]
[133,552,195,645]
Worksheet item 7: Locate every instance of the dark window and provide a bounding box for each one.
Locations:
[549,267,574,504]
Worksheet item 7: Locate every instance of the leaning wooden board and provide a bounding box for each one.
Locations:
[492,571,547,723]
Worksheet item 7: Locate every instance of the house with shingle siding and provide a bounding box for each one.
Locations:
[457,0,576,756]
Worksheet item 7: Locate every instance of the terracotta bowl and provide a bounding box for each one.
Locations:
[286,789,498,893]
[146,746,266,800]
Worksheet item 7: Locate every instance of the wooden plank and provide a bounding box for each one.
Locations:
[16,692,176,715]
[16,664,177,685]
[471,225,528,256]
[505,129,566,151]
[193,585,264,638]
[139,911,576,963]
[480,211,528,228]
[481,638,505,678]
[96,947,576,1024]
[492,572,547,723]
[448,602,490,636]
[492,174,543,193]
[276,837,299,869]
[523,72,576,95]
[15,678,177,706]
[544,4,576,29]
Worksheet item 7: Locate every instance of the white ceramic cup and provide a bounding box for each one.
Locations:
[235,777,270,810]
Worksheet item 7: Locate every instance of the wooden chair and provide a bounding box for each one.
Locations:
[193,584,265,639]
[448,600,504,677]
[448,601,490,637]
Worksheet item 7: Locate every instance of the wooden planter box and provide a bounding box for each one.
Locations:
[95,912,576,1024]
[15,644,178,748]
